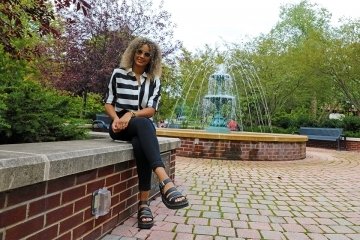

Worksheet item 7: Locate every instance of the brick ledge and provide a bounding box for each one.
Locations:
[0,137,180,192]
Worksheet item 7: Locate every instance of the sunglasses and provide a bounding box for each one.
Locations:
[136,49,151,58]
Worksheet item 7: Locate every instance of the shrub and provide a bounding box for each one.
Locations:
[270,112,360,137]
[0,80,88,144]
[319,119,343,128]
[293,114,316,128]
[83,93,105,119]
[0,90,10,133]
[342,116,360,132]
[271,115,293,129]
[269,126,296,134]
[65,92,104,121]
[272,109,316,130]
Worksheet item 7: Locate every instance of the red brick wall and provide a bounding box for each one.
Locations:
[306,139,360,151]
[346,140,360,151]
[177,138,306,161]
[0,150,176,240]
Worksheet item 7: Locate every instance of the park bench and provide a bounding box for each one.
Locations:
[299,127,346,150]
[92,113,111,131]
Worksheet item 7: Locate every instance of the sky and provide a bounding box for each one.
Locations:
[153,0,360,51]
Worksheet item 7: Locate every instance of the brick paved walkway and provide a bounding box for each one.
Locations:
[102,148,360,240]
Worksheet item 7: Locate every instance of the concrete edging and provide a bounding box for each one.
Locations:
[0,137,180,192]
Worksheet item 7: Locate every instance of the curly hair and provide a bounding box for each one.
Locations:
[120,37,162,81]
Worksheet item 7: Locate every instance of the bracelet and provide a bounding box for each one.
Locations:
[130,111,136,118]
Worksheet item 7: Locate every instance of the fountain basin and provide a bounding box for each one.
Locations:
[156,128,307,161]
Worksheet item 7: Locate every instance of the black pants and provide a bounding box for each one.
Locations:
[109,116,165,191]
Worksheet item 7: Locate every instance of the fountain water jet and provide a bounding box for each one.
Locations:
[159,52,307,161]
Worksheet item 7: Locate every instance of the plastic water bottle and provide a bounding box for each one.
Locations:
[92,187,111,219]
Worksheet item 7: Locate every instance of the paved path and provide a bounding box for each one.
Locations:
[103,148,360,240]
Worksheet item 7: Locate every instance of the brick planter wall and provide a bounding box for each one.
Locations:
[0,150,175,240]
[177,137,306,161]
[345,139,360,151]
[306,138,360,151]
[155,129,307,161]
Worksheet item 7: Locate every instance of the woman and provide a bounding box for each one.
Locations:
[104,37,188,229]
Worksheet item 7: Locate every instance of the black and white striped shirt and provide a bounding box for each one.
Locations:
[105,68,161,113]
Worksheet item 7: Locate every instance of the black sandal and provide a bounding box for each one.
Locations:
[159,178,189,210]
[137,200,154,229]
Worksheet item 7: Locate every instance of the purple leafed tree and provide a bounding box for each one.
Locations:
[44,0,181,98]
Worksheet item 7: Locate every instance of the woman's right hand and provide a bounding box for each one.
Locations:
[112,113,132,132]
[112,117,123,133]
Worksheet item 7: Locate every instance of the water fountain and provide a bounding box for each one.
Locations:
[157,54,307,161]
[204,64,234,133]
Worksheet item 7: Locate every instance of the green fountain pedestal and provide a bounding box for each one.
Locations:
[205,113,230,133]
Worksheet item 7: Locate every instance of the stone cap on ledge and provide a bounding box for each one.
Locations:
[0,137,180,192]
[156,128,308,142]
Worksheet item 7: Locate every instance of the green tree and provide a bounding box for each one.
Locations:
[174,48,219,125]
[0,0,89,143]
[0,0,90,58]
[249,0,335,119]
[321,19,360,113]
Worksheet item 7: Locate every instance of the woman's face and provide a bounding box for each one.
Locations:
[133,44,151,69]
